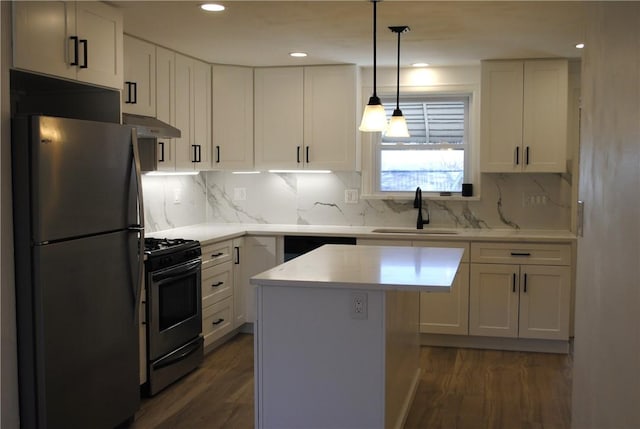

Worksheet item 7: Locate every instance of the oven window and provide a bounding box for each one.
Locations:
[158,276,198,331]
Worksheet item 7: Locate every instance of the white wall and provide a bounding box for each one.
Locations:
[1,2,19,427]
[572,3,640,428]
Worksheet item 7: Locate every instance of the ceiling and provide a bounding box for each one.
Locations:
[111,1,587,68]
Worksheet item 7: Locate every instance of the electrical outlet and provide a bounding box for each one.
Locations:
[173,188,181,204]
[522,192,548,207]
[350,292,367,320]
[344,189,359,204]
[233,187,247,201]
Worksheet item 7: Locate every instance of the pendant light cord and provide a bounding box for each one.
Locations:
[372,0,378,98]
[395,29,400,110]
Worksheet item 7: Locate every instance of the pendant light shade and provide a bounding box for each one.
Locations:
[359,0,387,132]
[385,26,410,138]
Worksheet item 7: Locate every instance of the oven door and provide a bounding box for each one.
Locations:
[147,259,202,361]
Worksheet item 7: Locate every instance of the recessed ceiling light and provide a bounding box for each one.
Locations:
[576,43,585,49]
[289,52,308,58]
[412,62,430,67]
[201,3,225,12]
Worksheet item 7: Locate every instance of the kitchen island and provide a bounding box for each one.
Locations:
[251,244,464,429]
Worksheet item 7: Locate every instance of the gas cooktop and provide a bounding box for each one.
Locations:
[144,237,199,253]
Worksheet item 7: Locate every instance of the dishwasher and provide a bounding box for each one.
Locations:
[283,235,357,262]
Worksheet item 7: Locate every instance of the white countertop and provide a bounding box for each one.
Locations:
[147,222,576,245]
[250,244,464,292]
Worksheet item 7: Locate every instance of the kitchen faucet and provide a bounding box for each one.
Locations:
[414,187,430,229]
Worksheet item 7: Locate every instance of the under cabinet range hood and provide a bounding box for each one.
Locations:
[122,113,181,139]
[122,114,181,171]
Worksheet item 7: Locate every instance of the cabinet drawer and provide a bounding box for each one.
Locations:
[203,296,234,346]
[201,240,233,268]
[413,241,470,263]
[202,261,233,307]
[470,242,571,266]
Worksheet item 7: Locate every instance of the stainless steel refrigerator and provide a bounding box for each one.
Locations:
[12,115,144,428]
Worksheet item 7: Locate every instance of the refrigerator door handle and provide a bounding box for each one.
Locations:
[131,130,145,324]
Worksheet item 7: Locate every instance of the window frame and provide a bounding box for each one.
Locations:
[360,84,481,201]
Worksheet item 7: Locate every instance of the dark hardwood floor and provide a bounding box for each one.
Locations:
[132,334,572,429]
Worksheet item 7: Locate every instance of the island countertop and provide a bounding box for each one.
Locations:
[250,244,465,292]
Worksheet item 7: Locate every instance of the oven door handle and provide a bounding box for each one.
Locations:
[152,260,201,283]
[152,339,202,370]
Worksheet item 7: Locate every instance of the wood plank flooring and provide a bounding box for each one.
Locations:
[131,334,572,429]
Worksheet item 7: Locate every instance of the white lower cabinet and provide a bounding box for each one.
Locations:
[240,236,278,324]
[201,240,235,348]
[415,241,470,335]
[232,238,245,327]
[420,263,470,335]
[469,242,571,341]
[357,238,470,336]
[358,238,573,347]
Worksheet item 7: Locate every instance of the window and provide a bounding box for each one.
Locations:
[374,94,471,194]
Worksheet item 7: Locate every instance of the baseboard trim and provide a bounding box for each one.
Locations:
[420,333,570,354]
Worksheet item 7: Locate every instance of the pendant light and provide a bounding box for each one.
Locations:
[385,26,410,138]
[359,0,387,132]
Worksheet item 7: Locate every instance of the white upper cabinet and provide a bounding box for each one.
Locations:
[211,65,254,170]
[13,1,123,90]
[254,65,358,171]
[303,66,358,171]
[174,54,212,171]
[155,47,176,171]
[122,35,156,116]
[480,59,568,173]
[254,67,304,170]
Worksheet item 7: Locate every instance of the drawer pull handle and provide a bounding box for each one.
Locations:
[211,252,224,258]
[212,318,224,326]
[510,252,531,257]
[211,281,224,288]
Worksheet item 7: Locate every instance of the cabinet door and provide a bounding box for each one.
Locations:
[122,35,156,116]
[303,65,357,171]
[241,236,278,323]
[518,265,570,340]
[480,61,524,172]
[174,53,195,170]
[12,1,76,81]
[212,65,254,170]
[193,59,212,170]
[232,238,245,327]
[469,264,519,338]
[522,60,568,172]
[75,1,123,89]
[254,67,304,170]
[155,47,176,171]
[420,263,470,335]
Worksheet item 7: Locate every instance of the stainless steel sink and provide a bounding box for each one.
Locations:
[371,228,459,235]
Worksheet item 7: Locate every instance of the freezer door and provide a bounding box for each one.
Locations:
[29,116,138,242]
[26,231,140,428]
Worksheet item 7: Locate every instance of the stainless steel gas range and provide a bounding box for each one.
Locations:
[143,238,203,396]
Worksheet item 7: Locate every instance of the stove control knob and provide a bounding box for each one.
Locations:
[187,249,199,258]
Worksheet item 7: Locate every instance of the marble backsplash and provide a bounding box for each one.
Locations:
[143,171,572,233]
